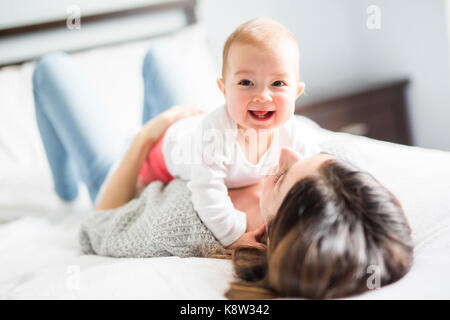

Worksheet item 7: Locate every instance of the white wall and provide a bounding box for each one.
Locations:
[198,0,450,151]
[350,0,450,150]
[198,0,363,103]
[2,0,449,150]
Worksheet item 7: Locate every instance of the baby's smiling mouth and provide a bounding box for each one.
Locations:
[248,110,275,120]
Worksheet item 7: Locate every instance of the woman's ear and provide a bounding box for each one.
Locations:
[217,78,226,96]
[296,82,305,99]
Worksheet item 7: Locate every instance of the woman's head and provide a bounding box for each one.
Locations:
[227,150,414,299]
[260,147,334,224]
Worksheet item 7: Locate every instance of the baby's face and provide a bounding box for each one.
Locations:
[218,41,304,131]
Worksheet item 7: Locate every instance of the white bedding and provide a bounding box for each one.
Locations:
[1,29,450,299]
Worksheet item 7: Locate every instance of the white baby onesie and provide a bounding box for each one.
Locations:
[162,105,320,246]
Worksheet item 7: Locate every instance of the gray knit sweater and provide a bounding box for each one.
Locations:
[79,179,222,258]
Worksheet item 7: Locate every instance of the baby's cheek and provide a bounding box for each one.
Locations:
[274,104,290,121]
[228,99,248,123]
[275,93,293,107]
[234,97,250,114]
[236,94,251,107]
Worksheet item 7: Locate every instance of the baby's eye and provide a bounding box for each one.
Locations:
[238,80,253,86]
[272,80,286,87]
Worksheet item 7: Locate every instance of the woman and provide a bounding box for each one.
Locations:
[33,51,414,299]
[226,154,415,299]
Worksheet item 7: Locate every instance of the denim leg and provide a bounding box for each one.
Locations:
[34,98,79,202]
[33,52,127,205]
[142,49,181,124]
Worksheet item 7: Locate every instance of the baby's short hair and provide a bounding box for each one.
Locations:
[221,17,300,80]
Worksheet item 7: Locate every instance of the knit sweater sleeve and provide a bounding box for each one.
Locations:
[79,179,222,258]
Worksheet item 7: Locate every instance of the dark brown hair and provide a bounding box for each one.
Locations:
[224,158,414,299]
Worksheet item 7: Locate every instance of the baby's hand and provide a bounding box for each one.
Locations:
[163,105,206,125]
[140,105,205,145]
[226,224,266,250]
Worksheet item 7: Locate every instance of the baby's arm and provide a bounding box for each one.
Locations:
[187,164,247,247]
[188,175,266,249]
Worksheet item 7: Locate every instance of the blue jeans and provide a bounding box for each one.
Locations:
[32,51,179,205]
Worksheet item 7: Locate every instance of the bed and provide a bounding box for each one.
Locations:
[1,0,450,300]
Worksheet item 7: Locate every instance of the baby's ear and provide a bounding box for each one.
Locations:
[217,78,226,95]
[296,82,305,98]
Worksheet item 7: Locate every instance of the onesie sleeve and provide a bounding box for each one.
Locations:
[293,115,322,157]
[186,140,247,247]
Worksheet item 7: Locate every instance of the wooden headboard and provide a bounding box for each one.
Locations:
[0,0,197,67]
[295,79,413,145]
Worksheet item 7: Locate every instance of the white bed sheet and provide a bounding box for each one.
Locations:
[1,29,450,299]
[1,128,450,299]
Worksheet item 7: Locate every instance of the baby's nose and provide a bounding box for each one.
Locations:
[253,90,272,103]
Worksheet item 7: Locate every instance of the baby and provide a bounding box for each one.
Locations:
[138,17,319,247]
